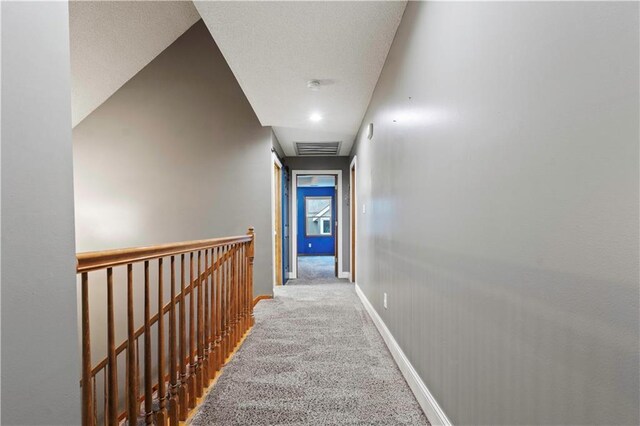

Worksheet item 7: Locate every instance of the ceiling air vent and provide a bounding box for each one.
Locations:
[295,141,341,156]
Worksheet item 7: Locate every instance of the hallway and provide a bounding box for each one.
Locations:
[190,280,428,425]
[3,1,638,425]
[296,256,336,282]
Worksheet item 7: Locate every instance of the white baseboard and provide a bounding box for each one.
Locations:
[354,283,452,426]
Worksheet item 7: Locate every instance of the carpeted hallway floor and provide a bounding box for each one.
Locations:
[190,256,429,425]
[295,255,337,282]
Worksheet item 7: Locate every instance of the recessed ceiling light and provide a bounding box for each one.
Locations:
[310,113,322,122]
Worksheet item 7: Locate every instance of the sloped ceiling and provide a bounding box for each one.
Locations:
[69,1,200,127]
[195,1,407,156]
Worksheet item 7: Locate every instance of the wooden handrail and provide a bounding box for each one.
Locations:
[77,234,253,273]
[79,229,256,426]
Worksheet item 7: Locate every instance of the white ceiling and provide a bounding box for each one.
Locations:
[69,1,200,127]
[195,1,406,156]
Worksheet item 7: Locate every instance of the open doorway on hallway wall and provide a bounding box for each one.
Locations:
[272,153,285,286]
[291,171,342,280]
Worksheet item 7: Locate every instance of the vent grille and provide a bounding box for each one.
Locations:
[295,141,341,156]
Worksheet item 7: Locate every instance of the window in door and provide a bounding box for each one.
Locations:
[305,196,332,237]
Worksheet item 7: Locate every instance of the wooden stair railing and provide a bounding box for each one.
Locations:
[79,228,256,426]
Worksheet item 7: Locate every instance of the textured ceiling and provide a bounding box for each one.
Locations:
[195,1,406,156]
[70,1,200,127]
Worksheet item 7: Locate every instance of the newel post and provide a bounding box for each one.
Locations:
[247,227,255,326]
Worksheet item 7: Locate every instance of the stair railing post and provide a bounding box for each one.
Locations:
[247,227,256,326]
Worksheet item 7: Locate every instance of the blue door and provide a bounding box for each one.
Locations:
[297,186,335,256]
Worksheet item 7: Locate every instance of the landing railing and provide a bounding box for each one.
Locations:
[79,228,256,426]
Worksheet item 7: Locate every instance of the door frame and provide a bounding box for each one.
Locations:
[349,156,357,283]
[291,169,344,279]
[271,153,283,287]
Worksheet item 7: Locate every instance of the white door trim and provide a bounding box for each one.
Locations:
[271,153,283,288]
[349,156,357,283]
[291,169,342,280]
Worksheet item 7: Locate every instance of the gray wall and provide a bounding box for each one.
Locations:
[284,156,351,275]
[73,21,273,368]
[73,21,273,297]
[350,2,639,425]
[1,2,81,424]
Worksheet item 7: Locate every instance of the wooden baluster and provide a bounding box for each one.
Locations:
[236,244,241,339]
[231,244,236,350]
[208,248,216,379]
[240,244,245,336]
[228,245,233,355]
[212,247,219,376]
[103,369,108,426]
[125,353,128,421]
[92,375,97,425]
[245,242,250,331]
[214,246,222,372]
[223,245,231,360]
[233,245,239,346]
[188,252,196,408]
[238,244,243,336]
[144,261,153,425]
[157,258,167,425]
[168,256,179,426]
[219,246,225,363]
[178,254,188,420]
[126,264,138,424]
[236,245,242,339]
[195,250,203,397]
[248,227,256,326]
[81,272,93,426]
[239,244,244,339]
[219,246,226,362]
[106,268,118,426]
[203,249,210,386]
[221,246,226,365]
[229,246,235,349]
[136,338,140,406]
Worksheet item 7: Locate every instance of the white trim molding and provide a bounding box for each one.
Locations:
[271,152,283,288]
[291,169,343,280]
[349,156,357,283]
[355,283,453,426]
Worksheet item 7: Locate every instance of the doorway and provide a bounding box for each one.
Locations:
[291,170,343,280]
[298,181,336,279]
[272,153,283,286]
